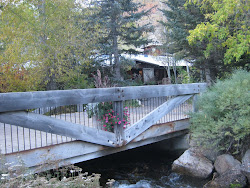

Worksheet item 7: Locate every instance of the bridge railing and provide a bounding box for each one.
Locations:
[0,83,206,154]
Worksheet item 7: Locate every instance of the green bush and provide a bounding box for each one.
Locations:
[190,70,250,156]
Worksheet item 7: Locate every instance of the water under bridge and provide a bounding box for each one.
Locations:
[0,83,206,172]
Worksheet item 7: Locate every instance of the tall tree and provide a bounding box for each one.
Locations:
[188,0,250,66]
[0,0,99,92]
[160,0,205,60]
[89,0,154,81]
[160,0,229,85]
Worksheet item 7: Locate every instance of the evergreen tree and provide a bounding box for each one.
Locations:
[89,0,154,81]
[160,0,227,85]
[160,0,203,60]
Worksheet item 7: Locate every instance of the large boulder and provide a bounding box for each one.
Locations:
[214,154,241,175]
[172,149,213,179]
[189,139,221,162]
[241,149,250,183]
[204,168,247,188]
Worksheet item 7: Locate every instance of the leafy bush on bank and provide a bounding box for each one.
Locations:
[190,70,250,157]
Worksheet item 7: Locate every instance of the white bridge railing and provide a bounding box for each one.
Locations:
[0,83,206,154]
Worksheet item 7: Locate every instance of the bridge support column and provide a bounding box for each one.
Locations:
[153,134,190,152]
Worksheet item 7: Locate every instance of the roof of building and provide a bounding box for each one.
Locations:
[123,54,192,67]
[96,54,192,67]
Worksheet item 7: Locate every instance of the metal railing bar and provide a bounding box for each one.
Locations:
[10,125,13,153]
[35,130,37,148]
[29,129,31,150]
[17,126,19,151]
[78,105,81,125]
[23,127,25,150]
[4,123,7,154]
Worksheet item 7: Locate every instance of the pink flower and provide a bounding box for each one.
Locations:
[105,120,108,123]
[118,121,121,125]
[103,125,106,127]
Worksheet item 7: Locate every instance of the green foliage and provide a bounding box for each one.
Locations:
[0,0,99,92]
[177,66,200,83]
[190,70,250,156]
[89,0,153,80]
[230,183,242,188]
[124,100,141,108]
[177,68,190,84]
[160,0,227,83]
[188,0,250,65]
[160,0,205,61]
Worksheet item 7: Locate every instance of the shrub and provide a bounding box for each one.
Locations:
[0,153,104,188]
[190,70,250,156]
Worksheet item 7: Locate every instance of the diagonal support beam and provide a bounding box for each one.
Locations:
[0,111,116,147]
[124,95,193,144]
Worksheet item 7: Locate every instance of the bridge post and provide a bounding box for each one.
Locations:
[192,94,198,112]
[114,101,125,146]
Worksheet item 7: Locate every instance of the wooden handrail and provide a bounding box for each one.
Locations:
[0,83,206,113]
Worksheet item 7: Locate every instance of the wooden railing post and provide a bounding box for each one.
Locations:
[114,101,125,147]
[192,94,198,112]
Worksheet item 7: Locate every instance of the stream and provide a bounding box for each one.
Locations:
[76,143,209,188]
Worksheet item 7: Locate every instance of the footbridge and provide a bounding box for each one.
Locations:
[0,83,206,171]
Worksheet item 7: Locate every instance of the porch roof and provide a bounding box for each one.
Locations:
[123,54,192,67]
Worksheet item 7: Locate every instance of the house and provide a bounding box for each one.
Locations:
[95,49,191,84]
[124,54,192,84]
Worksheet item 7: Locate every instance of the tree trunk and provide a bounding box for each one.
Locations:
[113,34,122,81]
[200,66,204,82]
[39,0,57,90]
[173,60,177,84]
[46,73,57,90]
[186,65,190,83]
[111,1,123,82]
[204,62,212,87]
[167,61,171,82]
